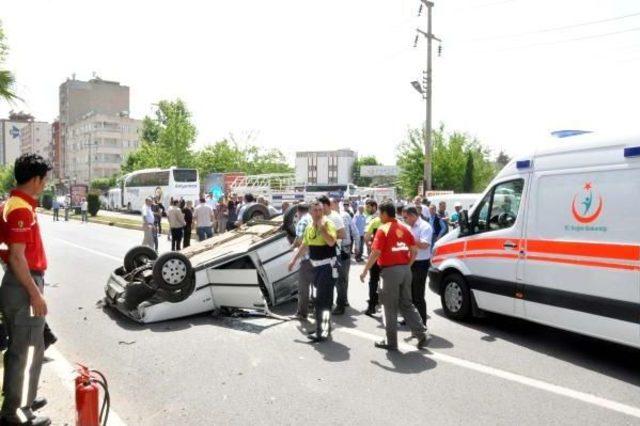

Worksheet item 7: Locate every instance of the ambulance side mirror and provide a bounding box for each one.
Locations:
[459,210,471,236]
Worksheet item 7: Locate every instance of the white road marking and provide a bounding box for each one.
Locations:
[54,239,122,262]
[339,327,640,420]
[47,346,127,426]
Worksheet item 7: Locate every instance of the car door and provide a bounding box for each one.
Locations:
[464,177,528,316]
[206,255,270,310]
[253,234,298,305]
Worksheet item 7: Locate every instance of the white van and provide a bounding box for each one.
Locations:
[428,133,640,349]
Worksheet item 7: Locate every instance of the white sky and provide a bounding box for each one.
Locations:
[2,0,640,164]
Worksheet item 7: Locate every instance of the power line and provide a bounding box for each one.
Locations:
[506,26,640,50]
[471,10,640,42]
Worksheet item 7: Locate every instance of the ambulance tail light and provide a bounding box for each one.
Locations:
[624,146,640,158]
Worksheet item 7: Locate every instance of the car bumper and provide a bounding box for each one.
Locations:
[428,266,443,295]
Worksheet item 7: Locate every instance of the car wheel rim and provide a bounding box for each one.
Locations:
[161,259,188,285]
[444,281,463,313]
[252,213,265,220]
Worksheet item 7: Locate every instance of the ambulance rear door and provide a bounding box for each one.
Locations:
[522,157,640,347]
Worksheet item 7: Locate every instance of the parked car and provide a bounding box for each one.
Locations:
[104,207,299,323]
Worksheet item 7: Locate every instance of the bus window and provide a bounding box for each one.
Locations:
[173,169,198,182]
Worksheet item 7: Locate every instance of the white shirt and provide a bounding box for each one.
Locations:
[326,210,345,247]
[410,217,433,261]
[340,211,357,246]
[81,201,88,211]
[141,204,154,225]
[194,203,214,227]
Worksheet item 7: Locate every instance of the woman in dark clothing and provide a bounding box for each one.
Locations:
[183,200,194,248]
[227,196,238,231]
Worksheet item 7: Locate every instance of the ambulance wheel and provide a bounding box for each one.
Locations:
[242,204,270,223]
[441,273,471,321]
[282,206,297,239]
[158,278,195,303]
[152,252,193,292]
[124,246,158,272]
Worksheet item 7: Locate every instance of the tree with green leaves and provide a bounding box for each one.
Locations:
[352,156,379,187]
[90,176,118,192]
[463,151,474,192]
[496,150,512,169]
[396,125,496,197]
[194,139,291,178]
[396,128,425,197]
[0,164,15,195]
[122,99,197,172]
[0,21,19,103]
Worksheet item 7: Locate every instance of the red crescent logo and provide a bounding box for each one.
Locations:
[571,194,603,224]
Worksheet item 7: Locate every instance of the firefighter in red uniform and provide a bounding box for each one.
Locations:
[359,200,429,351]
[0,154,52,426]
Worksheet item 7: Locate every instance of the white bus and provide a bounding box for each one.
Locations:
[117,167,200,212]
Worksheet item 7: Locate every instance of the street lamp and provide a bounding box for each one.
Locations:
[410,80,425,96]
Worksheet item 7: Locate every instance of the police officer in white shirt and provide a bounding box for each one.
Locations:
[402,205,433,326]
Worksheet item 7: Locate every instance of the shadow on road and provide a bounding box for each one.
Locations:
[100,303,290,334]
[433,308,640,386]
[371,351,437,374]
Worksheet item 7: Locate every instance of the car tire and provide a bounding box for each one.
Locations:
[157,278,196,303]
[122,281,156,311]
[242,204,270,223]
[124,246,158,272]
[152,251,193,292]
[282,206,297,239]
[440,273,471,321]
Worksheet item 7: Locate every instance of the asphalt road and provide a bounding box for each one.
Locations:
[37,215,640,425]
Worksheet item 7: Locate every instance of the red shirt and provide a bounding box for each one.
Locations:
[0,190,47,272]
[372,219,415,267]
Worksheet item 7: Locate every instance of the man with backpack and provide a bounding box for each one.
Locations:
[0,154,52,426]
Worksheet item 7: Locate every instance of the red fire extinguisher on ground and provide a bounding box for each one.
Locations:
[75,364,111,426]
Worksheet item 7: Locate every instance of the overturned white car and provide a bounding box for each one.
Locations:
[104,206,299,323]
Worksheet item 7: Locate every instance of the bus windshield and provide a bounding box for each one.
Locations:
[173,169,198,182]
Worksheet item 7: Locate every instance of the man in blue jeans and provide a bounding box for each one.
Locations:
[194,197,214,241]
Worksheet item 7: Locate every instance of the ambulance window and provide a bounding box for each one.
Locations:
[488,180,523,231]
[471,193,491,233]
[471,179,523,234]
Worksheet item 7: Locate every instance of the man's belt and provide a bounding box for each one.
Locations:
[310,257,337,268]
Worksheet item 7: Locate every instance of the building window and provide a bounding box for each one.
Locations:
[307,154,317,184]
[328,155,338,184]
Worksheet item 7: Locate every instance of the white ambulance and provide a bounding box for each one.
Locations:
[428,133,640,349]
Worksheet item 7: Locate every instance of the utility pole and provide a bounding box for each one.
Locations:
[413,0,440,195]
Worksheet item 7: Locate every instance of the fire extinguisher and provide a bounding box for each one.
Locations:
[75,364,111,426]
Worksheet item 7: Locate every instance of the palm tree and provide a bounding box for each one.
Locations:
[0,21,19,103]
[0,69,19,103]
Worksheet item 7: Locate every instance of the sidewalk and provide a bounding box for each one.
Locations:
[38,209,206,239]
[0,346,82,425]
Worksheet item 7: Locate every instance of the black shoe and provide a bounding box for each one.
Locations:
[332,306,345,315]
[416,332,432,349]
[0,415,51,426]
[364,306,376,317]
[307,335,326,343]
[43,325,57,350]
[31,397,47,411]
[374,340,398,351]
